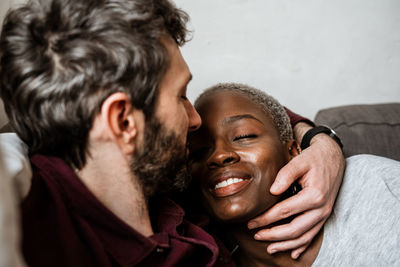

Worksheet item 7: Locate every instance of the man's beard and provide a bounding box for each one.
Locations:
[131,117,191,199]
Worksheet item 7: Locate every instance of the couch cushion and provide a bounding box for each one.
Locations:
[314,103,400,161]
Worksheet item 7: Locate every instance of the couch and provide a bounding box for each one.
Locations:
[314,103,400,161]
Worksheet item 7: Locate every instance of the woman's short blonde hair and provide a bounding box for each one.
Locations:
[195,82,293,142]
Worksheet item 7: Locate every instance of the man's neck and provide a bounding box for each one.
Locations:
[228,223,323,267]
[76,147,154,237]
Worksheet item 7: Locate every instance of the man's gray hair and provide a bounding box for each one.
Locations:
[0,0,190,169]
[195,83,293,142]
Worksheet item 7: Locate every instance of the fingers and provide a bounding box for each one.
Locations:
[270,155,308,195]
[291,245,307,260]
[265,219,325,257]
[254,208,325,241]
[248,187,325,229]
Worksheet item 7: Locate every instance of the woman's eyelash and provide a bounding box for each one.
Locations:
[233,134,257,141]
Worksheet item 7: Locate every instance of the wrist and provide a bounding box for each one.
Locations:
[300,125,343,150]
[293,122,313,144]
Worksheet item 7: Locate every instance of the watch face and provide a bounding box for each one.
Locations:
[327,126,337,135]
[323,126,343,149]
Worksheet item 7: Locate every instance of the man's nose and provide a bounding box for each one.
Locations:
[206,142,240,168]
[186,101,202,132]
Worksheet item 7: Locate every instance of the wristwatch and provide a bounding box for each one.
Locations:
[300,125,343,150]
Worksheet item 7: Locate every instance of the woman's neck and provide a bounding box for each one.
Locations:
[228,223,323,267]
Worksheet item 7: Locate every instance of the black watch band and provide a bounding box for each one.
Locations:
[300,125,343,150]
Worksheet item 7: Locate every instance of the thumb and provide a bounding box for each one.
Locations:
[271,157,307,195]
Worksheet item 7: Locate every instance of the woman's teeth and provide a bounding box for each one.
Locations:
[214,178,244,189]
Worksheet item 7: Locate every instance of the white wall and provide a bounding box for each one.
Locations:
[0,0,25,128]
[0,1,11,128]
[175,0,400,119]
[0,0,399,125]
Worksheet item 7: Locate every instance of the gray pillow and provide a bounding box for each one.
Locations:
[314,103,400,161]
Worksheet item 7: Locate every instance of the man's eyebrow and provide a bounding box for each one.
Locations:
[221,114,264,125]
[180,74,192,94]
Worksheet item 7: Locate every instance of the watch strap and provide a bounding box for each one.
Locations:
[300,125,343,150]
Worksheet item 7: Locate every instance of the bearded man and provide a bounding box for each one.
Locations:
[0,0,344,266]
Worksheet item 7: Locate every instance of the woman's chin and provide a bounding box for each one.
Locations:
[210,201,277,225]
[212,209,260,225]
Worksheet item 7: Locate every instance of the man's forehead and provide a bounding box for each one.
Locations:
[159,39,191,87]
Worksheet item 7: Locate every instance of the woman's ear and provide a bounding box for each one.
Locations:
[286,139,301,160]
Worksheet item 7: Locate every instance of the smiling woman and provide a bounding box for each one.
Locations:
[188,83,400,267]
[189,87,294,224]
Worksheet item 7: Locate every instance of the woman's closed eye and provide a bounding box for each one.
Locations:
[233,134,257,141]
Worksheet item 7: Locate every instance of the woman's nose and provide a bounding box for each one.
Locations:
[206,143,239,168]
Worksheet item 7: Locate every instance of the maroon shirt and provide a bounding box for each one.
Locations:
[22,155,234,266]
[286,107,315,128]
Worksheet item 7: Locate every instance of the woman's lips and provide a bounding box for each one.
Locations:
[209,175,253,197]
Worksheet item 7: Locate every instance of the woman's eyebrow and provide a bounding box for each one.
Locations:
[222,114,264,125]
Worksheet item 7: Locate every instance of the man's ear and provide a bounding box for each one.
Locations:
[285,139,301,160]
[100,92,142,155]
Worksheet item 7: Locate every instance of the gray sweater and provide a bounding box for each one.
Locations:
[313,155,400,267]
